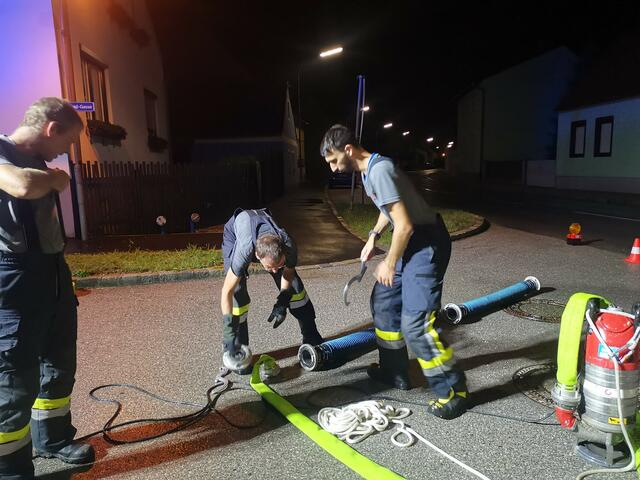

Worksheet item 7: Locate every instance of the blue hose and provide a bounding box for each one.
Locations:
[443,276,541,324]
[298,328,377,371]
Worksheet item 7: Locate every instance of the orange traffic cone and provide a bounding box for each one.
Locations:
[625,238,640,264]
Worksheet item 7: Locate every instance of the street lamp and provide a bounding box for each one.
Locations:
[402,131,410,136]
[383,122,393,129]
[319,47,343,58]
[426,137,434,143]
[361,105,370,112]
[297,45,343,181]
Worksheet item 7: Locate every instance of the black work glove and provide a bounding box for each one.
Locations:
[267,289,293,328]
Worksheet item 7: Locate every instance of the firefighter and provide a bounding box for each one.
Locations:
[0,98,94,479]
[320,124,469,419]
[220,208,324,373]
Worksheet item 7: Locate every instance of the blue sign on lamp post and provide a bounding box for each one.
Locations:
[70,102,95,112]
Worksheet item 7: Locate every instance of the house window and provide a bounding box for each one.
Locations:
[569,120,586,158]
[144,89,158,136]
[80,52,109,122]
[594,116,614,157]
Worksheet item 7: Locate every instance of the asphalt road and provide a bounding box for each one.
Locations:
[35,209,640,479]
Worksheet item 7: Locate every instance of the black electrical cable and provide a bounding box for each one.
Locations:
[76,369,268,445]
[75,361,559,447]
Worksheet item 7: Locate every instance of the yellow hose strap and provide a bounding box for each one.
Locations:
[556,293,609,389]
[250,355,404,479]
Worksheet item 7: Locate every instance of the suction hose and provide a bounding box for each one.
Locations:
[443,276,541,324]
[299,329,377,371]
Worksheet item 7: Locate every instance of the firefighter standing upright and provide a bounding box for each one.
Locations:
[0,98,94,479]
[320,124,469,419]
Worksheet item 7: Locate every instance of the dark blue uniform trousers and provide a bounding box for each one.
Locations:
[221,267,322,354]
[0,253,78,478]
[371,217,467,397]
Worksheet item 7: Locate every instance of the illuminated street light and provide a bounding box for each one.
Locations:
[426,137,434,143]
[402,131,410,136]
[361,105,370,112]
[383,123,393,129]
[297,46,343,181]
[320,46,343,58]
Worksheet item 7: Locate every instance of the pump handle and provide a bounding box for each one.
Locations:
[632,302,640,328]
[586,298,601,322]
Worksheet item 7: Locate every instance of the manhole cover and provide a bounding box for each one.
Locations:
[512,363,557,408]
[504,298,565,323]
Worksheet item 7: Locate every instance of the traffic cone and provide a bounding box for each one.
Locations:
[625,238,640,264]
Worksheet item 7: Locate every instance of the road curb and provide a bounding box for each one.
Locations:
[74,191,488,289]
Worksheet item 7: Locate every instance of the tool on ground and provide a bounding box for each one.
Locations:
[343,261,367,306]
[222,345,253,373]
[552,293,640,479]
[298,328,377,371]
[442,276,541,325]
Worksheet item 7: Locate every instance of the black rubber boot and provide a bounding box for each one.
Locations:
[426,389,469,420]
[0,441,34,479]
[35,441,95,464]
[367,346,411,391]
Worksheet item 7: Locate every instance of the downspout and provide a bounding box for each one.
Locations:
[53,0,88,240]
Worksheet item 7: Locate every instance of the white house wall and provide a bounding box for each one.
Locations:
[556,98,640,193]
[61,0,169,164]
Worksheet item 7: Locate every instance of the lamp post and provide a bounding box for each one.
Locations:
[296,46,343,182]
[350,74,367,208]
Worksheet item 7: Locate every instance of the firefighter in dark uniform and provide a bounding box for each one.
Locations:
[320,124,469,419]
[0,98,94,479]
[220,208,324,373]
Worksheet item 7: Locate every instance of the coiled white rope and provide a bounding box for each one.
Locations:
[318,400,491,480]
[318,400,413,446]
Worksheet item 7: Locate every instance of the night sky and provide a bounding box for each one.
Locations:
[147,0,639,166]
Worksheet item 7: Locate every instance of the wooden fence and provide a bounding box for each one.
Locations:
[79,160,261,236]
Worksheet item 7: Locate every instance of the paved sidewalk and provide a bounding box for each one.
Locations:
[266,185,365,266]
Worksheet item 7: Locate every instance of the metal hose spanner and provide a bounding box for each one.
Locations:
[342,261,367,306]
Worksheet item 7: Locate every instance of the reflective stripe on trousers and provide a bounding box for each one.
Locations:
[0,424,31,456]
[32,396,71,421]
